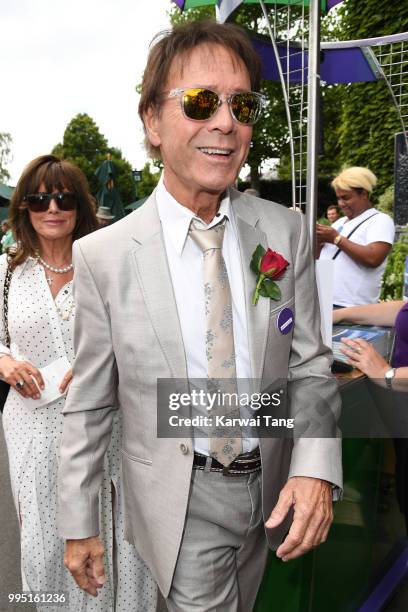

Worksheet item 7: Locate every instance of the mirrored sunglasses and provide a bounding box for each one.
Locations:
[23,192,78,212]
[168,88,266,125]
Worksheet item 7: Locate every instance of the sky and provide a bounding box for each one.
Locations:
[0,0,176,185]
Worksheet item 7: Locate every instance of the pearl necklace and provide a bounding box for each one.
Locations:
[35,251,73,274]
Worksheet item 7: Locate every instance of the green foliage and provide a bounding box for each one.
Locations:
[168,5,213,24]
[318,84,345,177]
[136,162,161,200]
[52,113,136,204]
[336,0,408,195]
[377,184,394,216]
[0,133,12,183]
[250,243,265,276]
[381,233,408,301]
[336,80,400,195]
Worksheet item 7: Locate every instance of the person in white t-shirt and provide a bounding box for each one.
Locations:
[317,166,395,307]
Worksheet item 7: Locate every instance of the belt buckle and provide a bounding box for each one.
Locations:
[222,465,236,477]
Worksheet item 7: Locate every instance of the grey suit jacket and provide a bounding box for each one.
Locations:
[58,189,342,596]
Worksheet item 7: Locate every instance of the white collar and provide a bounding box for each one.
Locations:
[15,255,38,279]
[156,175,235,257]
[344,207,378,226]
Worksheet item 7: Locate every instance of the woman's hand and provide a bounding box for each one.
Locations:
[340,338,389,379]
[0,355,44,399]
[59,368,73,394]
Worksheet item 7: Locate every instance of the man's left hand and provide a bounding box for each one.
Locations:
[266,476,333,561]
[64,536,106,596]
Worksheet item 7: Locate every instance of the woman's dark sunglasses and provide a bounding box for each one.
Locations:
[23,192,78,212]
[168,87,266,125]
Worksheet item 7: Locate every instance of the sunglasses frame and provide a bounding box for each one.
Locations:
[22,192,78,213]
[168,87,267,125]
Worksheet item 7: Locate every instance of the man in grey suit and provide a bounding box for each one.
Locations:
[58,20,342,611]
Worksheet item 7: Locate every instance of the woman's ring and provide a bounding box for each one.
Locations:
[16,380,24,390]
[357,347,362,354]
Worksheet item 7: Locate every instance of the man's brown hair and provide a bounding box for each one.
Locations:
[138,19,263,159]
[8,155,99,269]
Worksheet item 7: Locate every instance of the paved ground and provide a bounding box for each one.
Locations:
[0,417,32,611]
[0,416,167,612]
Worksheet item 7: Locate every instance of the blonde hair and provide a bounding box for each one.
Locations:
[332,167,377,193]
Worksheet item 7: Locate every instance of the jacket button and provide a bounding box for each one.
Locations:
[179,443,189,455]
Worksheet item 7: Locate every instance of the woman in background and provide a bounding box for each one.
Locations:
[333,300,408,384]
[334,300,408,531]
[0,155,156,611]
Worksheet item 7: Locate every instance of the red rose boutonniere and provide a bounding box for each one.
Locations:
[250,245,289,306]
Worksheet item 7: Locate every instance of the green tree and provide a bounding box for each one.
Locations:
[336,0,408,195]
[52,114,136,204]
[0,132,12,183]
[381,233,408,300]
[136,162,161,200]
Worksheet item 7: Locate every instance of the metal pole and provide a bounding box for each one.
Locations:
[306,0,321,249]
[259,0,297,209]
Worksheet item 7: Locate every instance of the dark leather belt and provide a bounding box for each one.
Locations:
[193,447,261,476]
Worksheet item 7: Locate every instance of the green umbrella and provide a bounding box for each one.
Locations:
[95,159,125,222]
[172,0,333,13]
[0,208,9,222]
[0,184,13,202]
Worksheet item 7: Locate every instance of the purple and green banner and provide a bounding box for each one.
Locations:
[172,0,343,17]
[252,35,379,84]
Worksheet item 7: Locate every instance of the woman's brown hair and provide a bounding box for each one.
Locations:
[8,155,99,269]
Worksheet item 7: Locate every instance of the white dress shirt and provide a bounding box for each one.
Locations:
[156,177,258,455]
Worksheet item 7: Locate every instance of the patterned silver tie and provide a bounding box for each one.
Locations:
[190,218,242,466]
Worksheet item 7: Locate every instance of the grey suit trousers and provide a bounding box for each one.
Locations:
[166,468,269,612]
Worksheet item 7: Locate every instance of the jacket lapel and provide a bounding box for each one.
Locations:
[131,194,187,380]
[231,191,270,382]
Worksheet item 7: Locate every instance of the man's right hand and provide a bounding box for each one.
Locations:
[64,536,106,596]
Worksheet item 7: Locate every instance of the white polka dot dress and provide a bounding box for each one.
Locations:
[0,255,157,612]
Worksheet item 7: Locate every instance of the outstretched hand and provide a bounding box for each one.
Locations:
[266,476,333,561]
[340,337,389,379]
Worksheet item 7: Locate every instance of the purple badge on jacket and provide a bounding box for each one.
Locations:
[277,308,294,335]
